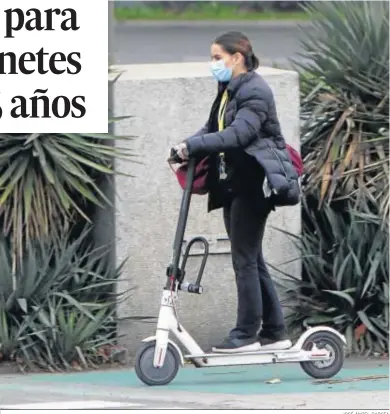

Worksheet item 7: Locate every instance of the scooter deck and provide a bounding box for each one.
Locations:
[185,347,306,359]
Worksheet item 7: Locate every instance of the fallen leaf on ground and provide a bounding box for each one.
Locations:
[265,378,281,384]
[71,361,82,371]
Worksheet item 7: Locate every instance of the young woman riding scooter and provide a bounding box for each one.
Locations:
[173,31,300,354]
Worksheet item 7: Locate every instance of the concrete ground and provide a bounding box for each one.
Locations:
[114,21,312,68]
[0,358,388,410]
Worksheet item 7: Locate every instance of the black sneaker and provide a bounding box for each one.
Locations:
[212,337,261,354]
[258,332,292,350]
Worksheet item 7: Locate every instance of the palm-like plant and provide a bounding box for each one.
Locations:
[279,1,390,354]
[0,132,136,259]
[295,1,389,222]
[273,197,389,355]
[0,62,142,370]
[0,63,134,259]
[0,227,153,371]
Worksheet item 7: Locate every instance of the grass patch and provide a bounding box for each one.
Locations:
[115,4,309,21]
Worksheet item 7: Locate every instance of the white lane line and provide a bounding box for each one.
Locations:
[0,400,143,409]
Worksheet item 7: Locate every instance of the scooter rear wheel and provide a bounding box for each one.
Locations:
[135,341,180,386]
[300,331,345,379]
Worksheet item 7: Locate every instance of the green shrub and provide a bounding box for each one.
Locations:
[0,65,142,371]
[273,197,389,355]
[0,133,136,259]
[279,0,389,355]
[295,1,389,221]
[0,227,148,371]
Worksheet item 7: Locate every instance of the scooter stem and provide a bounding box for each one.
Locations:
[166,157,197,288]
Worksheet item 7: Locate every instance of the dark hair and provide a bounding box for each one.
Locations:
[213,31,259,71]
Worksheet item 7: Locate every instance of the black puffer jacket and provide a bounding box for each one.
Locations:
[185,71,300,211]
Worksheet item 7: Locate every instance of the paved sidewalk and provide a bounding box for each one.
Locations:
[114,20,306,67]
[0,360,388,410]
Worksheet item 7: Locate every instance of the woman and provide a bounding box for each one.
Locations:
[173,31,298,354]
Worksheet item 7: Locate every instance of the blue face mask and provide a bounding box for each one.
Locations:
[210,59,232,83]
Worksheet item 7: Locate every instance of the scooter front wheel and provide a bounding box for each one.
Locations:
[135,341,180,386]
[300,331,345,379]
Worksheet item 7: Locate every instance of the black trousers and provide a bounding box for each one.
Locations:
[223,195,286,340]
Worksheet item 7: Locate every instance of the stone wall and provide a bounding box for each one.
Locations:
[113,63,301,355]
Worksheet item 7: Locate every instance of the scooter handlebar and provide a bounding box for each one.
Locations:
[168,147,183,164]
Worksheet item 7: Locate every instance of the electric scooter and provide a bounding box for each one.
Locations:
[135,151,347,386]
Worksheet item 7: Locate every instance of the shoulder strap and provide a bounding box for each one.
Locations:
[218,90,228,132]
